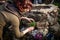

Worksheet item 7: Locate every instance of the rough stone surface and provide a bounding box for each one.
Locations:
[23,4,60,38]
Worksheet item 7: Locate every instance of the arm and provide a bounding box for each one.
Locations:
[5,13,34,38]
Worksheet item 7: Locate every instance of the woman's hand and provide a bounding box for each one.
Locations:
[26,27,34,32]
[21,17,35,34]
[20,17,35,23]
[23,27,34,34]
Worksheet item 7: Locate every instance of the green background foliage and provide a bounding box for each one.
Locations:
[53,0,60,24]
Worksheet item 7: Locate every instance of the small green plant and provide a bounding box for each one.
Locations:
[29,21,36,27]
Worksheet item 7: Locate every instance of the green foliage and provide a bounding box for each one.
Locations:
[53,3,60,8]
[58,10,60,24]
[53,0,60,8]
[53,1,60,24]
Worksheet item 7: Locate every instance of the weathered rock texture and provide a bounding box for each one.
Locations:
[25,4,60,36]
[18,4,60,40]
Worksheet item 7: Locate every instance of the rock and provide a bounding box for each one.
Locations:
[25,4,59,37]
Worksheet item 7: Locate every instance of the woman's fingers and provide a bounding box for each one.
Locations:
[30,18,35,22]
[23,27,34,34]
[20,17,35,23]
[20,17,31,22]
[27,27,34,32]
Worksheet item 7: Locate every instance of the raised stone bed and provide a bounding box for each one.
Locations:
[20,4,60,40]
[29,4,59,34]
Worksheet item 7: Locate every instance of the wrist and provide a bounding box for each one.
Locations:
[22,29,29,34]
